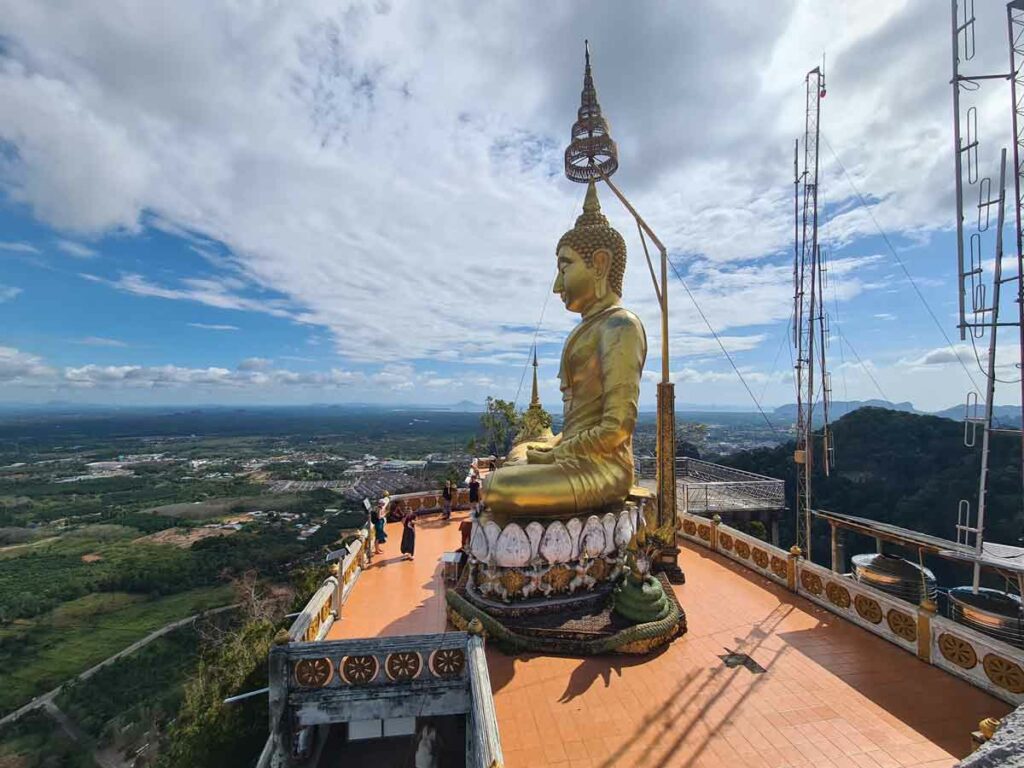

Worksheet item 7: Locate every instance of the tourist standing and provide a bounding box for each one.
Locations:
[400,507,416,560]
[468,473,481,516]
[371,497,388,555]
[442,480,454,521]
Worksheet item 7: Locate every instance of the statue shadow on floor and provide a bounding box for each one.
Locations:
[557,646,671,702]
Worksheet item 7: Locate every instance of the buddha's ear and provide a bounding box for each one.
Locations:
[591,248,611,278]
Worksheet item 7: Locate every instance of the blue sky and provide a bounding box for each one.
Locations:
[0,0,1018,412]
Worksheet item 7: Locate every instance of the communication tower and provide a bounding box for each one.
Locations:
[793,64,834,560]
[950,1,1024,591]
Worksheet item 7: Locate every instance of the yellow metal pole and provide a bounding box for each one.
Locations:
[595,168,681,582]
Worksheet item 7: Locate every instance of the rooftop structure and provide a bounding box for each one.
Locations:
[263,501,1017,767]
[638,457,786,516]
[637,456,786,544]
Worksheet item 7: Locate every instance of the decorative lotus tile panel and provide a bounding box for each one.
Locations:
[886,609,917,642]
[800,570,823,595]
[293,657,333,688]
[340,654,378,685]
[983,654,1024,694]
[770,556,787,579]
[854,594,882,624]
[429,648,466,677]
[826,581,851,609]
[385,651,422,681]
[938,633,977,669]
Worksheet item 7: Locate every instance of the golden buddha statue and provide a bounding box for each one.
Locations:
[483,180,647,519]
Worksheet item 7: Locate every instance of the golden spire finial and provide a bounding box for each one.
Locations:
[565,41,618,184]
[570,179,613,232]
[582,179,601,214]
[530,346,540,407]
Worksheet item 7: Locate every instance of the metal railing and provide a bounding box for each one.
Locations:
[635,456,785,514]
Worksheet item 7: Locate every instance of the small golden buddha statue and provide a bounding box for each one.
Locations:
[484,181,647,519]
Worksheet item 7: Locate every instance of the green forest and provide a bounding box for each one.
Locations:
[721,407,1024,574]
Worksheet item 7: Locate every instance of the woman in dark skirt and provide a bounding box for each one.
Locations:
[371,497,388,555]
[400,508,416,560]
[441,480,454,521]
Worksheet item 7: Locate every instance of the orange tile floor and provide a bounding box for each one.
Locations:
[328,515,1011,767]
[326,512,466,640]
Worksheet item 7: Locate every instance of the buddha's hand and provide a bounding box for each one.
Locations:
[526,446,556,464]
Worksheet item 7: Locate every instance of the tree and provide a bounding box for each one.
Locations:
[517,404,553,444]
[479,397,521,458]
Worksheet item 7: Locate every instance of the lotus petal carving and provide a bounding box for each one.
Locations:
[614,511,635,548]
[495,523,532,567]
[539,520,573,563]
[525,522,544,561]
[566,518,583,559]
[483,521,502,564]
[601,513,617,555]
[581,515,606,558]
[470,523,489,562]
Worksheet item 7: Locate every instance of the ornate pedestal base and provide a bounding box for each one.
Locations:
[447,571,685,656]
[447,504,686,655]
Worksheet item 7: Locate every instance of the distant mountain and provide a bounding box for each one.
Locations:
[771,399,917,422]
[931,403,1021,427]
[640,402,759,413]
[448,400,484,412]
[768,399,1021,428]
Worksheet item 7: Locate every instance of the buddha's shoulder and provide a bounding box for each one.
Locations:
[599,306,646,335]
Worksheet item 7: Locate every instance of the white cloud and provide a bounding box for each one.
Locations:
[56,239,97,258]
[187,322,239,331]
[371,364,415,391]
[0,285,22,302]
[60,362,364,390]
[898,342,1019,379]
[899,345,974,368]
[74,336,127,347]
[0,346,54,382]
[238,357,272,371]
[0,0,1013,412]
[0,0,952,370]
[83,273,297,320]
[0,241,39,253]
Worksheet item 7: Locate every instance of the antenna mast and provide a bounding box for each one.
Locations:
[949,0,1022,592]
[793,64,833,560]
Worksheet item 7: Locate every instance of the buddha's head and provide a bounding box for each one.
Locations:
[554,181,626,315]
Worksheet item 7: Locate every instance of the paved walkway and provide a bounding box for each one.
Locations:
[326,513,464,639]
[323,520,1011,767]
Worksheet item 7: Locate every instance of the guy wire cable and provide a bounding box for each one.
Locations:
[664,254,780,435]
[512,185,583,408]
[822,133,982,394]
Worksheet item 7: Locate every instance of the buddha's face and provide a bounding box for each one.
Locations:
[554,245,606,314]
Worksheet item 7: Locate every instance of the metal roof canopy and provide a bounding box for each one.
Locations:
[938,542,1024,577]
[677,457,786,514]
[813,509,969,553]
[814,510,1024,587]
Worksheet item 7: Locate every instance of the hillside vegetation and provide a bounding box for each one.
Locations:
[721,407,1024,569]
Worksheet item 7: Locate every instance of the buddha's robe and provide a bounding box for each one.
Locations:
[484,305,647,518]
